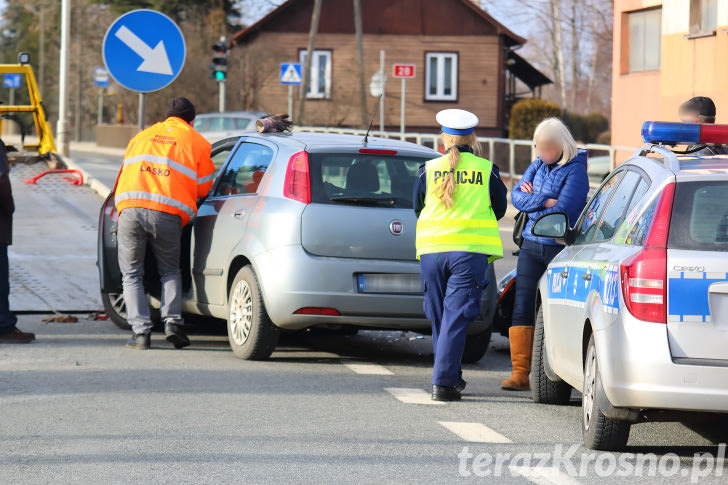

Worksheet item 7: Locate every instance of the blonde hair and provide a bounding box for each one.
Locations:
[533,118,578,164]
[436,132,481,208]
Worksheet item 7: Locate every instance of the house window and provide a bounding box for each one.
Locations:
[628,8,661,72]
[299,50,331,99]
[690,0,718,33]
[425,52,458,101]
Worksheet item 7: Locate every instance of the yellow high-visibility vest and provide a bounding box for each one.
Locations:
[416,152,503,262]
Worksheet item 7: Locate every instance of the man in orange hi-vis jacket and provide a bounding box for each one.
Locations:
[115,97,215,350]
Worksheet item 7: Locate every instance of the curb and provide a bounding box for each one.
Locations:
[57,153,113,199]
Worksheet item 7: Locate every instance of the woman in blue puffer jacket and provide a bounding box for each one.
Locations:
[502,118,589,391]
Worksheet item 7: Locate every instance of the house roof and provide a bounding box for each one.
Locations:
[230,0,527,48]
[507,50,552,89]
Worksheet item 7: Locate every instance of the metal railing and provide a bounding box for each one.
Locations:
[294,125,639,189]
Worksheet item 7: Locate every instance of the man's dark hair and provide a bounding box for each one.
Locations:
[166,97,196,123]
[679,96,716,124]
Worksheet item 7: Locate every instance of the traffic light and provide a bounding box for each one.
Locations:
[211,42,227,82]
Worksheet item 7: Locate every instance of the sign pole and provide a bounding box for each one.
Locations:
[137,92,145,132]
[219,80,226,113]
[8,87,14,107]
[379,50,385,135]
[288,84,294,120]
[97,87,104,125]
[400,78,406,139]
[57,0,71,156]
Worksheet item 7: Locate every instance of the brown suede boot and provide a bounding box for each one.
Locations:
[501,326,534,390]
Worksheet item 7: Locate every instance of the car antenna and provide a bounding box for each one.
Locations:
[363,95,382,145]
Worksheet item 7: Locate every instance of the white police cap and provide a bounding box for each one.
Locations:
[436,109,479,135]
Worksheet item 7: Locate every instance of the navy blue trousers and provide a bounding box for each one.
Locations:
[511,239,563,326]
[421,251,488,386]
[0,244,17,333]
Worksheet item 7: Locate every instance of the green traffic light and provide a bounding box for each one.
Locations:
[214,71,226,81]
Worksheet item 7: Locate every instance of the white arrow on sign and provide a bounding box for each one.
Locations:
[114,25,173,76]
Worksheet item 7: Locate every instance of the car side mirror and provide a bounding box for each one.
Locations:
[532,212,571,244]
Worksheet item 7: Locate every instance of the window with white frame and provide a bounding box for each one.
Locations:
[425,52,458,101]
[628,8,661,72]
[299,50,332,99]
[691,0,718,32]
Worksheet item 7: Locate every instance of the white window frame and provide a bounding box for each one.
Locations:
[628,8,661,72]
[299,49,332,99]
[425,52,458,102]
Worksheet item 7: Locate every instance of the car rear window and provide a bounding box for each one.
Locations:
[669,181,728,251]
[307,153,431,209]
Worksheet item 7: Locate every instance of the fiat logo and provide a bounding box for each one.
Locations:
[389,220,403,236]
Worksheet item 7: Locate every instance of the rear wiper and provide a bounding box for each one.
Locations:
[329,195,399,207]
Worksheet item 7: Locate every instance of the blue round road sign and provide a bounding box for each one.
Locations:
[102,9,186,93]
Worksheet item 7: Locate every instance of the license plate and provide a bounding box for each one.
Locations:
[356,273,423,294]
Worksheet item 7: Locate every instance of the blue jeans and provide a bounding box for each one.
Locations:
[0,243,17,334]
[512,239,563,327]
[421,251,488,386]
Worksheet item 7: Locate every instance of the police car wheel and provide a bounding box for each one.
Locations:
[101,292,131,330]
[227,266,279,360]
[582,334,631,450]
[461,326,492,363]
[530,305,572,404]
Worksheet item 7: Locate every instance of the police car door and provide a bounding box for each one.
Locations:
[192,139,276,307]
[546,170,626,378]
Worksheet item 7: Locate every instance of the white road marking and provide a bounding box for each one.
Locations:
[509,466,581,485]
[438,421,512,443]
[384,387,444,405]
[343,362,394,375]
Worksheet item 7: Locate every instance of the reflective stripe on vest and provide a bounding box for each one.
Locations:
[415,152,503,261]
[123,154,198,181]
[115,191,196,218]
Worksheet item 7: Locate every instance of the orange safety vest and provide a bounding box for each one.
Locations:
[115,116,215,225]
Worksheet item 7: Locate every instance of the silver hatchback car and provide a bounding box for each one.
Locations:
[98,132,498,361]
[528,122,728,451]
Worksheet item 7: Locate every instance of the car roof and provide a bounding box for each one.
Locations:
[197,111,268,118]
[246,131,440,156]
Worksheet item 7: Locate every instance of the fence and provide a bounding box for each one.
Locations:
[294,125,639,190]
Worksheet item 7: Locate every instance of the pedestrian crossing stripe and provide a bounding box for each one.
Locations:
[438,421,512,443]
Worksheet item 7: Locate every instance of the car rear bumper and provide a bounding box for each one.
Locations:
[252,245,496,332]
[596,316,728,413]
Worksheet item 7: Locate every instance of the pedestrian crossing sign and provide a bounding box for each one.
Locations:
[280,63,302,85]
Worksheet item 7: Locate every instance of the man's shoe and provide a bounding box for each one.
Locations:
[455,378,467,393]
[0,328,36,344]
[432,385,462,402]
[126,333,151,350]
[164,323,190,349]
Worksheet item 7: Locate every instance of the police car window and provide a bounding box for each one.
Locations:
[627,193,658,246]
[575,171,624,244]
[669,181,728,252]
[214,142,273,197]
[307,153,429,209]
[590,170,644,243]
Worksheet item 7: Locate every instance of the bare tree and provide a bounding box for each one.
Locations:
[297,0,323,124]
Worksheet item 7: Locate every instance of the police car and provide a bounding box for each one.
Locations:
[529,121,728,451]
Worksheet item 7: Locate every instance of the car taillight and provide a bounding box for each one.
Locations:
[359,148,397,155]
[619,183,675,324]
[283,151,310,204]
[294,307,340,316]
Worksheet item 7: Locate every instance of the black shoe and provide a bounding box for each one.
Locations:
[455,378,467,393]
[432,385,462,402]
[164,322,190,349]
[126,333,150,350]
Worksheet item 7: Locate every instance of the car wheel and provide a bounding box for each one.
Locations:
[530,305,572,404]
[582,334,631,450]
[461,326,492,363]
[101,292,131,330]
[227,265,279,360]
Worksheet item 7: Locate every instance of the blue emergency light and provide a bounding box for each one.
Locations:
[641,121,728,145]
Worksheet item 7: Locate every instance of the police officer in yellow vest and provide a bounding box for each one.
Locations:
[414,109,507,401]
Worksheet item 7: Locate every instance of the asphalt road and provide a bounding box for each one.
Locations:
[1,316,726,484]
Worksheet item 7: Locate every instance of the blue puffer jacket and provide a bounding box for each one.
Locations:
[511,149,589,246]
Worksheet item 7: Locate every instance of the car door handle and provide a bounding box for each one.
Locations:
[582,273,592,281]
[560,271,569,279]
[233,209,248,219]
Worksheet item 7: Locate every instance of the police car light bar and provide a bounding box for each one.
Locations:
[641,121,728,145]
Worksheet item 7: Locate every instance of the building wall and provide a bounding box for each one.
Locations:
[612,0,728,160]
[240,32,503,134]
